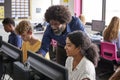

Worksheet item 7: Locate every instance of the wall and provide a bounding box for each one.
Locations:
[30,0,63,23]
[30,0,51,23]
[60,0,74,16]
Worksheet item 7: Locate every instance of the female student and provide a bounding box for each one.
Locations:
[65,30,99,80]
[103,16,120,51]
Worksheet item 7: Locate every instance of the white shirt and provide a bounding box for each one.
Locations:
[65,56,96,80]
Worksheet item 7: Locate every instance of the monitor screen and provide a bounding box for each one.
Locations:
[0,40,22,62]
[27,51,68,80]
[91,20,105,32]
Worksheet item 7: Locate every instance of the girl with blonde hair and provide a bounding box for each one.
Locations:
[103,16,120,50]
[103,16,120,72]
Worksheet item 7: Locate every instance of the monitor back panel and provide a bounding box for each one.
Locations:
[13,62,31,80]
[92,20,105,32]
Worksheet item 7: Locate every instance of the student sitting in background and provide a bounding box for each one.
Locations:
[103,16,120,70]
[79,14,86,25]
[103,16,120,51]
[65,30,99,80]
[15,20,49,63]
[2,17,22,49]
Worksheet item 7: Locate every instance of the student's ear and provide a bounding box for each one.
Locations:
[9,24,13,28]
[77,46,81,49]
[76,46,81,51]
[9,24,13,30]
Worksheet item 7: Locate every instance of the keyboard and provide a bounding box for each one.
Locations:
[89,34,103,41]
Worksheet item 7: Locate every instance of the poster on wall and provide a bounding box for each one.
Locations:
[36,8,41,13]
[0,0,4,3]
[64,0,69,3]
[0,6,4,18]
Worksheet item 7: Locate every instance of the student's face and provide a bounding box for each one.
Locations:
[21,31,31,42]
[50,20,66,36]
[3,24,11,32]
[65,37,80,57]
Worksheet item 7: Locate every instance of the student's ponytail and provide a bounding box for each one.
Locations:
[85,43,100,67]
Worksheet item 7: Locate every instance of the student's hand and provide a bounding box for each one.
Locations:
[35,51,43,57]
[37,53,43,57]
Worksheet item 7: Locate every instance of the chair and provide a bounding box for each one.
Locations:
[99,41,120,77]
[101,41,120,62]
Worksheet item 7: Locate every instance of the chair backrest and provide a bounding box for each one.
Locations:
[100,41,120,61]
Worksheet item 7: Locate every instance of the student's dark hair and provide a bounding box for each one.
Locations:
[44,5,72,24]
[67,30,99,67]
[2,17,15,26]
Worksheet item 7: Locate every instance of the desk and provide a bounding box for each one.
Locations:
[90,34,103,45]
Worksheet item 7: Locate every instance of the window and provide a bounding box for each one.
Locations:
[82,0,102,22]
[106,0,120,25]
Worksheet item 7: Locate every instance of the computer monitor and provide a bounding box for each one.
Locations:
[0,40,22,62]
[0,40,23,78]
[0,36,2,48]
[91,20,105,33]
[13,61,31,80]
[27,51,68,80]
